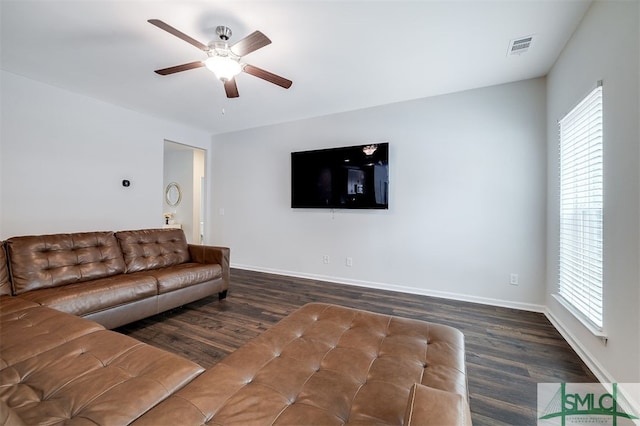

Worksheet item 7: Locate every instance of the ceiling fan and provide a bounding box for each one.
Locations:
[148,19,292,98]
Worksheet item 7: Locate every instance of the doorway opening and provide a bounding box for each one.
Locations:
[163,140,206,244]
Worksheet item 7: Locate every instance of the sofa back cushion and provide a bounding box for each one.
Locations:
[6,232,126,295]
[116,228,190,273]
[0,243,11,296]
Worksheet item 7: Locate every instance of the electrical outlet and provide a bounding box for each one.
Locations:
[510,273,519,286]
[346,257,353,267]
[322,255,330,264]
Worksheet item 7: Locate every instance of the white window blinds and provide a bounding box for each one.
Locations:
[558,84,604,330]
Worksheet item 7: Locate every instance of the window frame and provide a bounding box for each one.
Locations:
[555,83,605,337]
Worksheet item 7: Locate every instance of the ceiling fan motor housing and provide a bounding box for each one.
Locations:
[216,26,233,41]
[208,26,240,61]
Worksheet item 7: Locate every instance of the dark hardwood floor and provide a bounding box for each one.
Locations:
[117,268,596,425]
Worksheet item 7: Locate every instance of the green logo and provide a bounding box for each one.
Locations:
[538,383,639,425]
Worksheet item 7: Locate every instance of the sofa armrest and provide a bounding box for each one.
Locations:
[188,245,230,288]
[404,383,472,426]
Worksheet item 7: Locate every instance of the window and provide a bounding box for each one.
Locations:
[558,84,604,331]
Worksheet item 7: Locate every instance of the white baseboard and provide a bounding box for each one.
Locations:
[545,310,640,419]
[544,308,613,383]
[231,263,546,313]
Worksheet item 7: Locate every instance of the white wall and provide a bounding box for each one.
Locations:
[546,0,639,385]
[0,71,213,239]
[212,78,547,310]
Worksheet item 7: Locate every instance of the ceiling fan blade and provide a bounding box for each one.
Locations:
[148,19,209,52]
[230,31,271,57]
[224,78,239,98]
[243,64,292,89]
[154,61,204,75]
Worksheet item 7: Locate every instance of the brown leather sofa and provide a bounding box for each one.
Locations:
[0,296,205,425]
[1,228,230,329]
[0,234,471,425]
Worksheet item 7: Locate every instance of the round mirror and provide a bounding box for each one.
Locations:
[165,182,182,206]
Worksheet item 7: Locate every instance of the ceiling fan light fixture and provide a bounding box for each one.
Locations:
[205,55,242,82]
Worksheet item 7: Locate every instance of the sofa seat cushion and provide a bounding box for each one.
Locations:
[144,263,223,294]
[0,296,39,316]
[133,303,468,426]
[116,229,191,273]
[0,400,26,426]
[0,298,103,369]
[0,305,205,425]
[6,232,126,295]
[16,274,157,317]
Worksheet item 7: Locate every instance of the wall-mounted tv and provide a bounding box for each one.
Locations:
[291,142,389,209]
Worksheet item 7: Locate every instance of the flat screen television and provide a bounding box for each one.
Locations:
[291,143,389,209]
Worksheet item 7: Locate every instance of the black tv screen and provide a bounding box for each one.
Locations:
[291,143,389,209]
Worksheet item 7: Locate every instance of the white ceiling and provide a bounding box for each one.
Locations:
[1,0,591,135]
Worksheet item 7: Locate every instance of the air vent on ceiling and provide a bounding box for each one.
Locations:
[507,35,534,56]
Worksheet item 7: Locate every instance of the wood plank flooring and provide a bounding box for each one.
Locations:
[117,268,597,425]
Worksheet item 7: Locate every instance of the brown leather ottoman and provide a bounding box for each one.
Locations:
[135,303,470,425]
